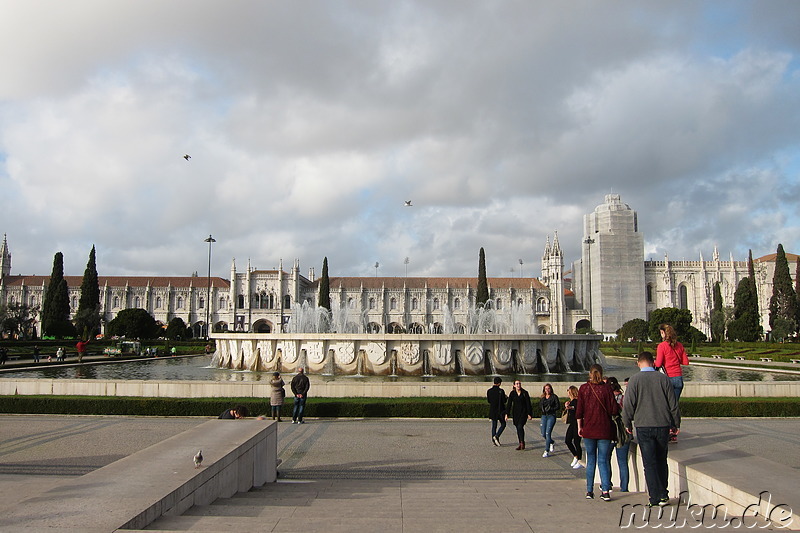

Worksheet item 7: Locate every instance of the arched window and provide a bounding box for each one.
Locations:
[454,298,461,310]
[220,297,226,309]
[113,296,120,308]
[156,296,162,308]
[348,297,355,309]
[177,296,183,309]
[238,295,245,308]
[646,284,653,303]
[433,298,440,310]
[369,298,375,310]
[268,293,275,309]
[72,296,78,309]
[30,296,37,306]
[517,298,523,306]
[284,295,291,309]
[390,297,397,310]
[679,285,688,309]
[134,296,141,308]
[495,298,502,310]
[9,295,14,305]
[536,297,549,313]
[411,298,418,310]
[199,297,205,309]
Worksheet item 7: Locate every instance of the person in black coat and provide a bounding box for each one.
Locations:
[506,379,533,450]
[487,377,507,446]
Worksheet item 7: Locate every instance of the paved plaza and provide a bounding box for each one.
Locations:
[1,415,799,531]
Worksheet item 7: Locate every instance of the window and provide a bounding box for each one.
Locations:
[411,298,418,310]
[536,297,549,313]
[220,297,226,309]
[199,297,205,309]
[72,296,78,309]
[517,298,523,307]
[433,298,440,310]
[238,295,245,308]
[348,297,355,309]
[177,296,183,309]
[30,296,37,306]
[113,296,120,308]
[454,298,461,310]
[284,295,291,309]
[369,297,375,310]
[390,297,397,310]
[156,296,162,308]
[134,296,140,308]
[679,285,688,309]
[646,284,653,303]
[495,298,502,310]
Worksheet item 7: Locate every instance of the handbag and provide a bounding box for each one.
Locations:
[590,384,630,448]
[561,409,569,424]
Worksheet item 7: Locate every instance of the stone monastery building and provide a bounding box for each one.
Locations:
[0,194,795,339]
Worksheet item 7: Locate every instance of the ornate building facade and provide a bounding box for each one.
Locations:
[1,194,794,339]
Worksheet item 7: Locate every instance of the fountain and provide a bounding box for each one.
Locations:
[211,300,604,376]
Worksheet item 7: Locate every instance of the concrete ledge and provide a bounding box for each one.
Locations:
[3,378,800,398]
[625,432,800,530]
[0,419,277,532]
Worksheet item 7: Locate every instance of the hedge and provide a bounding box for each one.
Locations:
[1,396,800,418]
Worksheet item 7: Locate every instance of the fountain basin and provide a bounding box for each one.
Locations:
[210,333,605,376]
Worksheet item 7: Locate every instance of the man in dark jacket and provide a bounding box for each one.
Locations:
[487,377,507,446]
[290,367,310,424]
[622,351,680,508]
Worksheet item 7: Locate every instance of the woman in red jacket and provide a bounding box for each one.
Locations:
[655,323,689,442]
[576,364,618,501]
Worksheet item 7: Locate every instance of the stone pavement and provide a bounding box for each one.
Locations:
[1,416,798,531]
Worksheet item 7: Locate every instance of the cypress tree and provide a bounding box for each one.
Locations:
[476,247,489,307]
[75,245,101,339]
[768,244,797,332]
[728,277,762,341]
[318,257,331,311]
[795,259,800,329]
[710,281,725,343]
[41,252,74,338]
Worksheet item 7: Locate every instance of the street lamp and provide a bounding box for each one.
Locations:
[204,235,216,340]
[519,259,524,278]
[374,262,379,277]
[404,257,410,277]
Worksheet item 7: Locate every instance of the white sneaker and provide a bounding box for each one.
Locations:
[570,457,578,467]
[542,451,549,458]
[549,443,554,452]
[573,462,584,469]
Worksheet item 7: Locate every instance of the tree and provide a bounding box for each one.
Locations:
[74,245,101,339]
[318,257,331,312]
[769,244,797,335]
[106,308,160,339]
[41,252,75,338]
[710,282,725,343]
[476,247,489,307]
[795,259,800,331]
[728,277,763,341]
[0,303,40,339]
[165,317,187,340]
[648,307,694,343]
[747,249,761,322]
[617,318,650,341]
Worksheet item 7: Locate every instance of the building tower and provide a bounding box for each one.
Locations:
[0,234,10,279]
[577,194,645,337]
[541,232,566,334]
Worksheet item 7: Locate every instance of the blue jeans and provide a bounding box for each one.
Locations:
[669,376,684,402]
[583,438,612,494]
[636,426,670,505]
[608,441,630,491]
[491,418,506,438]
[292,396,306,422]
[540,415,556,450]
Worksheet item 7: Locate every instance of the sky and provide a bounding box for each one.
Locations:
[1,1,799,280]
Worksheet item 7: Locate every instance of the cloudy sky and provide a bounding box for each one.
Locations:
[2,1,799,281]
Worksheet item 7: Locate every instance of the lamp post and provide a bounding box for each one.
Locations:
[519,259,524,278]
[583,237,595,332]
[204,235,216,340]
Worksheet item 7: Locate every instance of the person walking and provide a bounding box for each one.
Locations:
[622,351,680,508]
[577,364,618,501]
[56,347,65,362]
[269,371,286,421]
[33,345,41,363]
[290,367,310,424]
[539,383,559,457]
[655,323,689,442]
[564,385,582,469]
[607,376,630,492]
[487,377,507,446]
[75,339,89,363]
[506,379,533,450]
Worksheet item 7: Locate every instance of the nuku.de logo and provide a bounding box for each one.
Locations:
[618,491,794,529]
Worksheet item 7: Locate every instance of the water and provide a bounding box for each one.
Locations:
[1,356,797,383]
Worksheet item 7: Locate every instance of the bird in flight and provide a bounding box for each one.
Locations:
[194,450,203,468]
[183,154,191,161]
[404,200,413,207]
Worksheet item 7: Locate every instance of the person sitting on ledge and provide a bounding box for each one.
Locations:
[218,405,249,419]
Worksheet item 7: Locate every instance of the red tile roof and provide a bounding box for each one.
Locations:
[755,252,800,263]
[2,275,230,289]
[323,276,547,290]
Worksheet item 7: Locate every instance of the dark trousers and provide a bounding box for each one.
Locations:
[491,418,506,438]
[292,396,307,421]
[565,422,582,459]
[514,423,526,443]
[636,426,670,505]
